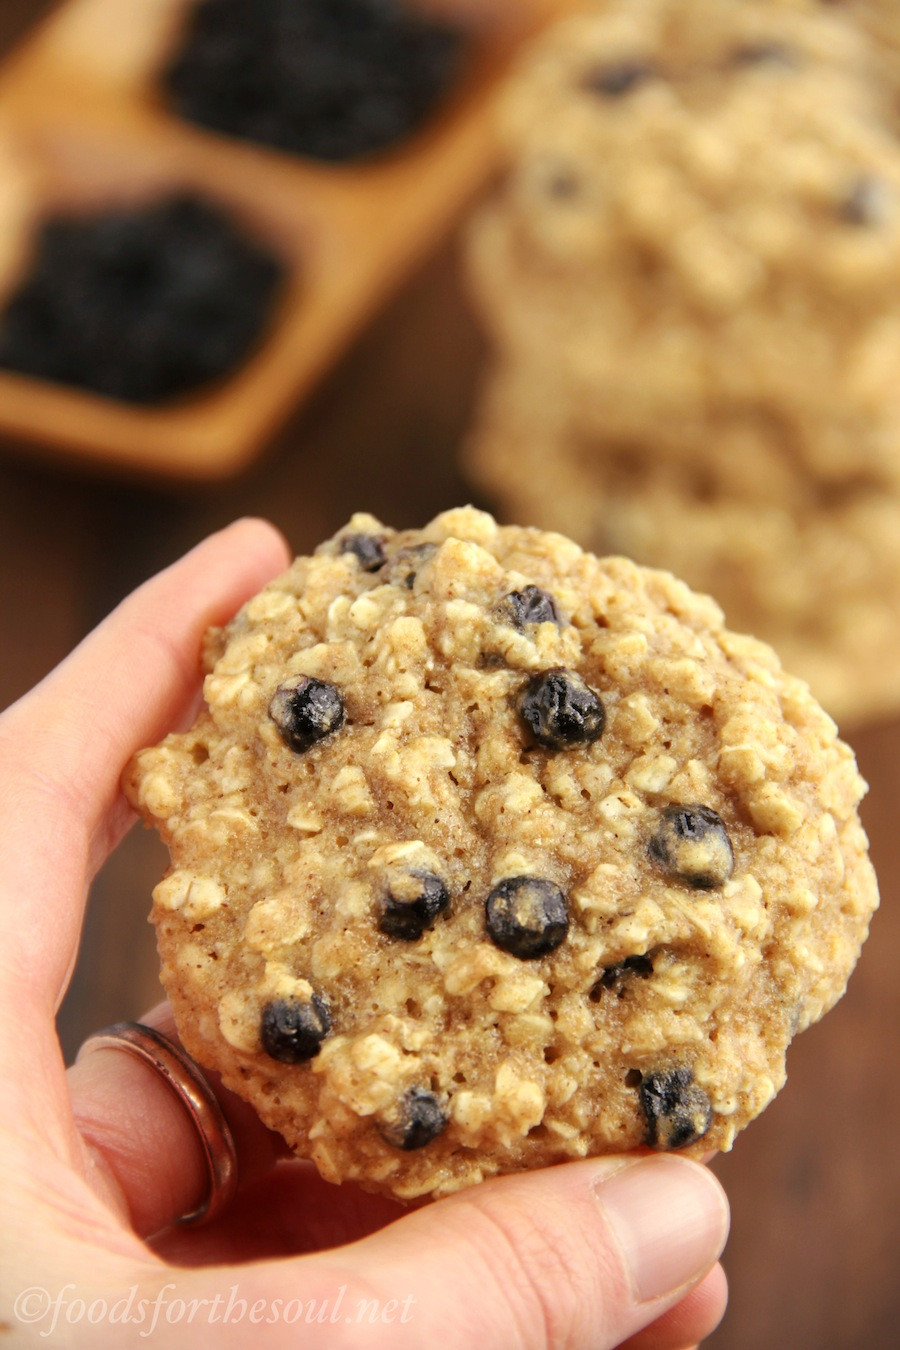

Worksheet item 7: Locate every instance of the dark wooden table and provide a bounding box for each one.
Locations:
[1,4,898,1347]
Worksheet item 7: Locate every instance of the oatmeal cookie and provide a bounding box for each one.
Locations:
[125,510,877,1199]
[468,0,900,490]
[464,0,900,720]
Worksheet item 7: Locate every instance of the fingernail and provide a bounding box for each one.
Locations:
[593,1155,729,1304]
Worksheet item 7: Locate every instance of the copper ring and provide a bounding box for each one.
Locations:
[78,1021,238,1226]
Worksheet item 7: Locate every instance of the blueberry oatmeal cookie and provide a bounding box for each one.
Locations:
[125,509,878,1198]
[464,0,900,722]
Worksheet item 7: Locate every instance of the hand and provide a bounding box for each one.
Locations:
[0,519,729,1349]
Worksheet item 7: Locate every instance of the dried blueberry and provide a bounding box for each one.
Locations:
[164,0,465,162]
[485,876,569,960]
[500,585,561,630]
[648,804,734,889]
[269,676,345,753]
[378,871,450,941]
[519,669,605,750]
[260,994,331,1062]
[730,42,796,69]
[638,1067,712,1149]
[582,61,657,98]
[338,532,387,572]
[594,953,654,996]
[545,168,582,200]
[838,176,889,227]
[379,1087,448,1150]
[385,543,436,589]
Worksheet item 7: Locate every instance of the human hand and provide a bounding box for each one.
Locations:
[0,519,729,1349]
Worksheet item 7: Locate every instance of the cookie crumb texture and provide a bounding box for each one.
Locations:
[126,509,878,1198]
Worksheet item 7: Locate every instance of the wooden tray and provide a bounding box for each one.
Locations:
[0,0,577,479]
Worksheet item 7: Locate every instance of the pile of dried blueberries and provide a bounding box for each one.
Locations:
[0,193,284,404]
[164,0,466,161]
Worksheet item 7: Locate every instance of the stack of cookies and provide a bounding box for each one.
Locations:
[464,0,900,725]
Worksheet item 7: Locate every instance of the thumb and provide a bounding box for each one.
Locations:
[352,1154,729,1349]
[174,1154,728,1350]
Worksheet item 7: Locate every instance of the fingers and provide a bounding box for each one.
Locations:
[151,1163,410,1267]
[616,1263,728,1349]
[169,1154,728,1350]
[68,1004,729,1349]
[72,997,409,1253]
[68,1003,289,1240]
[0,518,290,1018]
[354,1154,729,1350]
[71,1004,728,1350]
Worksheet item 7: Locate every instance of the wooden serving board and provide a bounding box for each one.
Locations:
[0,0,579,479]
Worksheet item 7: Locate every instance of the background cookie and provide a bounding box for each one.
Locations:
[126,509,877,1198]
[464,0,900,725]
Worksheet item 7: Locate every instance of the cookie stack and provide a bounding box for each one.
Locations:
[464,0,900,725]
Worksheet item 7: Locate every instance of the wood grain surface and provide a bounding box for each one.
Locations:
[1,4,897,1348]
